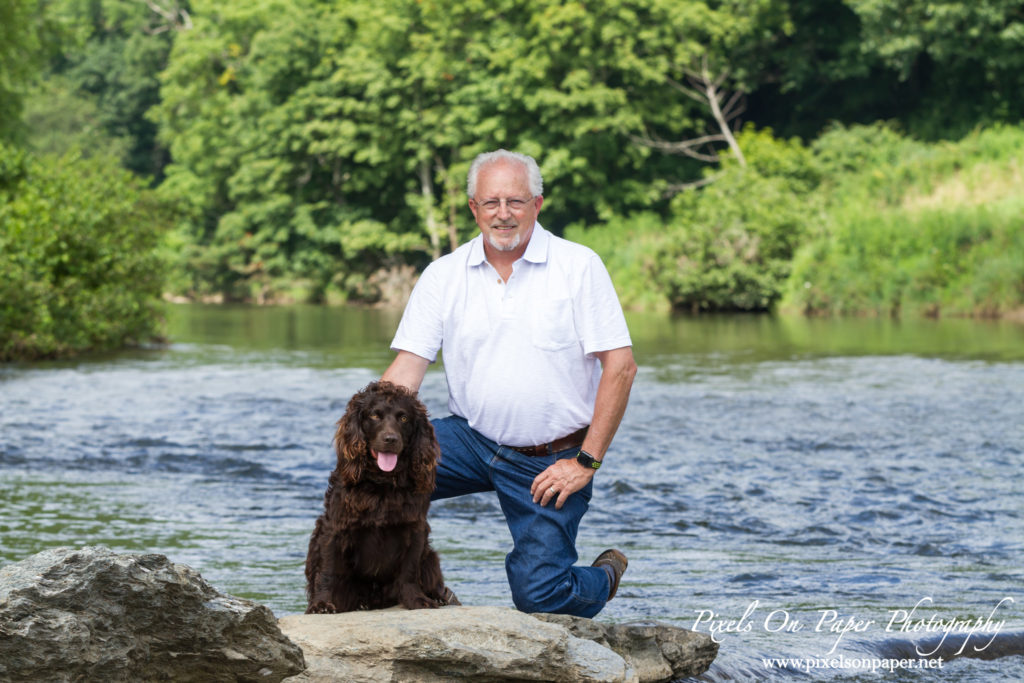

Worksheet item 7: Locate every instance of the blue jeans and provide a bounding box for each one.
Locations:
[431,415,611,617]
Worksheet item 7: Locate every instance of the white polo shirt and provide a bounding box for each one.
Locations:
[391,223,632,446]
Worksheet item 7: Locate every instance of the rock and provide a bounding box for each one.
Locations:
[278,606,718,682]
[0,546,305,682]
[279,606,639,683]
[0,547,716,683]
[534,613,719,682]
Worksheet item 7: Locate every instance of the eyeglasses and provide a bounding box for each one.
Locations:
[473,196,535,213]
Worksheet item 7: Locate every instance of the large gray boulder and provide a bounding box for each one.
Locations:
[279,606,717,682]
[0,546,305,682]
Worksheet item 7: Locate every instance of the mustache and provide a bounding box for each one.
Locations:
[489,221,518,228]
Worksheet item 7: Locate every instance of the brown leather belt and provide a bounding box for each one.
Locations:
[507,426,589,457]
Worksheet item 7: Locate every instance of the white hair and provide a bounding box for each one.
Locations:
[466,149,543,198]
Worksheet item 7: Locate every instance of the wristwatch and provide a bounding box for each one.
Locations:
[576,450,601,470]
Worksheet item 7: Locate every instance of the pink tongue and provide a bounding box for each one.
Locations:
[376,452,398,472]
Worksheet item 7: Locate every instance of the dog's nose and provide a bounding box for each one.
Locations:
[381,433,400,447]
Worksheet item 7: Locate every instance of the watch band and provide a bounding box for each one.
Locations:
[576,449,601,470]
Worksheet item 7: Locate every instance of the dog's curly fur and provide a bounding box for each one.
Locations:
[305,380,448,613]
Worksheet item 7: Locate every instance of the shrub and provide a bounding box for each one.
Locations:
[0,145,170,360]
[654,127,823,312]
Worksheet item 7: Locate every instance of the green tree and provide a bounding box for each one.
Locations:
[152,0,767,303]
[847,0,1024,134]
[653,126,822,312]
[570,125,823,313]
[152,0,423,303]
[25,0,188,178]
[746,0,1024,139]
[0,0,55,142]
[0,144,170,360]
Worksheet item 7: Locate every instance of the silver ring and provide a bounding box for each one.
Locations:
[549,487,557,494]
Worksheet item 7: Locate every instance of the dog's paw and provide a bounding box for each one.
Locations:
[399,585,439,610]
[409,596,441,609]
[306,600,338,614]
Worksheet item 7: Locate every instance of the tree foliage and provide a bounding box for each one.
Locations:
[27,0,186,178]
[749,0,1024,139]
[9,0,1023,318]
[0,145,170,360]
[573,126,823,313]
[0,0,58,142]
[658,127,821,312]
[150,0,761,302]
[849,0,1024,134]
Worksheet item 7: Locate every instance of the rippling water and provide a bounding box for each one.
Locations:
[2,305,1023,681]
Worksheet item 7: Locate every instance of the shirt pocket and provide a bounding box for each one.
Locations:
[531,298,578,351]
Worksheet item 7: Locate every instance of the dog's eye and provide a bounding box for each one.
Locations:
[399,415,408,423]
[370,412,381,420]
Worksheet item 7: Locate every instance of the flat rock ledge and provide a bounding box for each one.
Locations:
[0,546,304,682]
[279,607,716,683]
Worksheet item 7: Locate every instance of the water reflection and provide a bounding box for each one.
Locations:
[163,304,1024,365]
[626,311,1024,362]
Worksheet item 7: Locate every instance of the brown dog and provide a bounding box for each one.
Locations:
[305,381,455,613]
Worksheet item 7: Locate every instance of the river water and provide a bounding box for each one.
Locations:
[2,304,1023,681]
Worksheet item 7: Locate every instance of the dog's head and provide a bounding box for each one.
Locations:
[334,380,438,491]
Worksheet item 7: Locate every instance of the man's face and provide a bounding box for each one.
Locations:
[469,160,543,256]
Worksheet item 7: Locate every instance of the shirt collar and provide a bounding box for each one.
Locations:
[467,222,549,267]
[522,223,549,263]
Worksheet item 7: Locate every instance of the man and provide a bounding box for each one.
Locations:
[382,149,637,617]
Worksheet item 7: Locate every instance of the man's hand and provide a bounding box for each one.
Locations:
[530,346,634,511]
[531,457,595,510]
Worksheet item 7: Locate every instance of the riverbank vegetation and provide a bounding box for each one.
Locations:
[783,124,1024,318]
[2,0,1023,359]
[0,145,171,361]
[574,124,1024,317]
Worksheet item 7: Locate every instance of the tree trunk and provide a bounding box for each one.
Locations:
[419,158,441,261]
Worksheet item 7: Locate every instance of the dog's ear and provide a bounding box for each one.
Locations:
[408,397,439,494]
[335,388,370,486]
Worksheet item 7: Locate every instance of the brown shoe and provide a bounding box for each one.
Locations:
[592,549,628,601]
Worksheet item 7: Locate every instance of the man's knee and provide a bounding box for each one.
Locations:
[507,561,592,614]
[509,576,567,614]
[509,577,604,617]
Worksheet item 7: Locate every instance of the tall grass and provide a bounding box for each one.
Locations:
[783,125,1024,317]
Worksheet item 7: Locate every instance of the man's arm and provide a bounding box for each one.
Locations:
[531,345,637,510]
[579,346,638,460]
[382,350,431,394]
